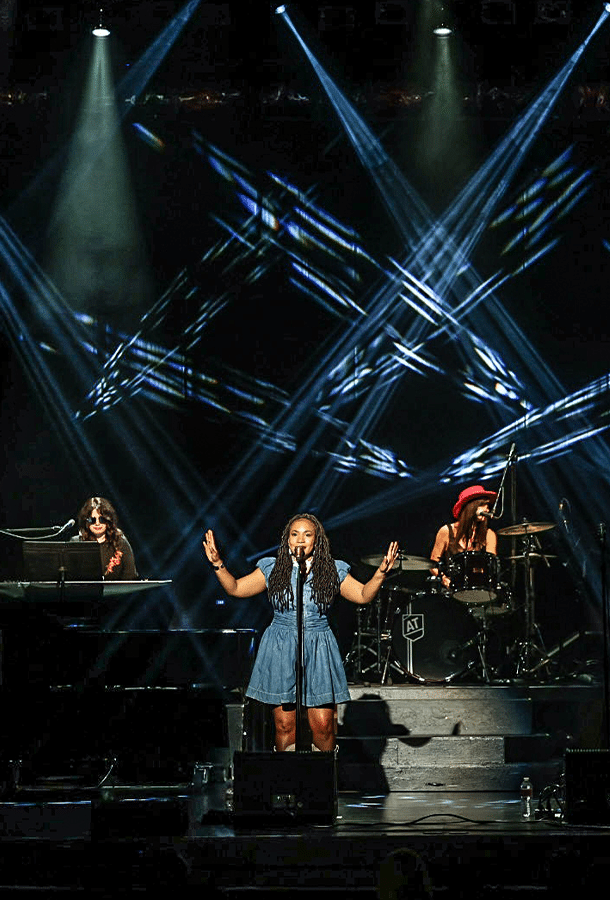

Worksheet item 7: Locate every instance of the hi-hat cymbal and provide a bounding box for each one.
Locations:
[361,552,434,571]
[507,553,558,561]
[497,522,556,537]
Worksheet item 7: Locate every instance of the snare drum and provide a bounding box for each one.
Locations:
[447,551,500,604]
[390,593,479,683]
[468,583,513,619]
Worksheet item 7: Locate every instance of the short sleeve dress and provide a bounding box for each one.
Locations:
[245,557,352,707]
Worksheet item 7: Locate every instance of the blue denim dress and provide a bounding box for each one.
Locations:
[245,557,351,707]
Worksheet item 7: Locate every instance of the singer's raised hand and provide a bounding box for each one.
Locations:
[380,540,399,574]
[203,529,222,566]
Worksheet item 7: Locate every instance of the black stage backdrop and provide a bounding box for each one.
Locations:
[0,0,608,670]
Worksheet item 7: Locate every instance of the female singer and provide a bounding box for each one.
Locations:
[203,513,398,751]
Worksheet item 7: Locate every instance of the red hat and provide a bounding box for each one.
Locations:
[452,485,497,520]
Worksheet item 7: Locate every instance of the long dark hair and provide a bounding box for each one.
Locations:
[77,496,123,557]
[454,498,488,550]
[267,513,341,614]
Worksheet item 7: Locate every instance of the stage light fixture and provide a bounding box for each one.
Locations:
[92,9,110,36]
[275,5,287,13]
[433,5,452,36]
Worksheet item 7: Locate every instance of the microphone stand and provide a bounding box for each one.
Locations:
[509,451,518,603]
[489,443,516,520]
[0,522,75,540]
[295,554,309,752]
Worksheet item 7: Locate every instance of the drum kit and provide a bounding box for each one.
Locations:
[345,520,558,685]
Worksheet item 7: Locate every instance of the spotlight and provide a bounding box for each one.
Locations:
[433,4,452,35]
[92,8,110,36]
[275,4,287,13]
[605,2,610,12]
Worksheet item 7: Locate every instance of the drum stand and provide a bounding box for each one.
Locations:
[378,586,416,684]
[343,607,380,681]
[344,588,406,683]
[513,534,550,679]
[344,603,385,682]
[470,607,516,684]
[470,615,493,683]
[379,643,408,685]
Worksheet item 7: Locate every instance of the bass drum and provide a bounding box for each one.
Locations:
[391,593,479,683]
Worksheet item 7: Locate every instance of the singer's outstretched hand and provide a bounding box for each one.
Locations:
[380,540,399,574]
[203,529,222,566]
[338,539,400,605]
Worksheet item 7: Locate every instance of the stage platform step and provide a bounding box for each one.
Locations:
[339,757,563,792]
[340,684,534,735]
[337,735,563,791]
[339,683,601,737]
[335,682,602,792]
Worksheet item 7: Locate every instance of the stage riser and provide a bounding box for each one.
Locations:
[337,735,530,792]
[3,683,600,793]
[335,684,602,792]
[340,762,562,792]
[376,735,504,766]
[340,692,532,736]
[338,685,602,742]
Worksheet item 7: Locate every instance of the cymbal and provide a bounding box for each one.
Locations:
[507,553,558,561]
[361,553,435,571]
[497,522,556,537]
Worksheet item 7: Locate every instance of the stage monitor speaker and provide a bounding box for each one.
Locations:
[233,750,337,825]
[564,748,610,824]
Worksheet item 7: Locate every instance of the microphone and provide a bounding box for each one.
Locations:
[54,518,76,535]
[479,511,494,518]
[294,546,307,578]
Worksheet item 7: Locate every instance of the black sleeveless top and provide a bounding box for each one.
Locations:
[445,523,486,559]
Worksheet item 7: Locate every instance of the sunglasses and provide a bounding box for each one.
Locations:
[86,515,110,525]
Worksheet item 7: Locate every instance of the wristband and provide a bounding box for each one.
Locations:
[212,563,225,571]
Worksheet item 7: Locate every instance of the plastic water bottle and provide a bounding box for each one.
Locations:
[225,779,234,813]
[520,776,533,819]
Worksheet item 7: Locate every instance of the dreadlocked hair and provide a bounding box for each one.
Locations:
[267,513,341,614]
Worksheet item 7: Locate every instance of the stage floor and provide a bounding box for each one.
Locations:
[1,784,606,897]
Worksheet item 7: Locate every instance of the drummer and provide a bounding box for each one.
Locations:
[430,484,498,588]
